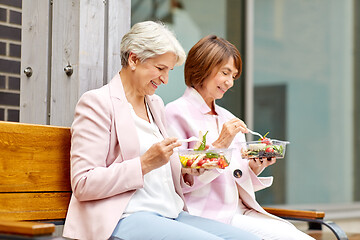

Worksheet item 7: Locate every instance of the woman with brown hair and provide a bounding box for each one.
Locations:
[165,35,314,240]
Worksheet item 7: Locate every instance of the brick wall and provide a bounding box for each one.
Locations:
[0,0,21,122]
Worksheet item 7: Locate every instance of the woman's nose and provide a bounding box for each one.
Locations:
[229,79,234,87]
[225,79,234,87]
[159,74,168,84]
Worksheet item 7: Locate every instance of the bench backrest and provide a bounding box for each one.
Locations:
[0,121,71,221]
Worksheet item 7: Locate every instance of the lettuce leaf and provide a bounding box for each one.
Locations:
[194,131,208,151]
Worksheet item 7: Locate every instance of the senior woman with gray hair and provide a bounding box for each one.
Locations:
[62,21,259,240]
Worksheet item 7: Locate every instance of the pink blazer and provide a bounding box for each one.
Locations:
[63,74,186,240]
[165,87,278,224]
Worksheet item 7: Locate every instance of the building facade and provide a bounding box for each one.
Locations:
[0,0,21,122]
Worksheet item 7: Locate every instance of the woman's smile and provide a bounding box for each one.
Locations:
[218,86,227,93]
[151,80,159,89]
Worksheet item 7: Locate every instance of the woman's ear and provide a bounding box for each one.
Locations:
[128,52,138,70]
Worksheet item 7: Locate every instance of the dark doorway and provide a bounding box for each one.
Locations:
[254,84,287,205]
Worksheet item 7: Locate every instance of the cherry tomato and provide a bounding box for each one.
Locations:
[218,158,229,169]
[197,159,208,166]
[261,137,271,145]
[187,159,194,167]
[265,147,274,152]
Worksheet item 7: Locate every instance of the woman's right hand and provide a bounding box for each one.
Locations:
[212,118,248,149]
[140,137,181,175]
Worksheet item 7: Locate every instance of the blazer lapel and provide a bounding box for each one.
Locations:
[146,95,167,138]
[109,73,140,160]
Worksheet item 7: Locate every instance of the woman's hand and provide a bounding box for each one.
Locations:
[212,118,248,149]
[181,168,206,186]
[181,168,206,176]
[140,137,181,175]
[248,157,276,175]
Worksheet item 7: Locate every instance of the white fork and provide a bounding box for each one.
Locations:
[178,136,200,143]
[247,128,263,139]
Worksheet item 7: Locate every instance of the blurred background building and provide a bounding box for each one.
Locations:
[1,0,359,232]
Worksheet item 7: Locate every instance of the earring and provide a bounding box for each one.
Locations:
[131,66,135,70]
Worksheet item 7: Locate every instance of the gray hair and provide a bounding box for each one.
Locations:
[120,21,186,67]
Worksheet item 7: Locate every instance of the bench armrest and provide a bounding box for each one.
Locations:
[0,221,55,236]
[263,207,325,220]
[263,207,349,240]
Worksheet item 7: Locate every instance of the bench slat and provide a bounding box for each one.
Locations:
[0,121,71,192]
[0,220,55,236]
[0,192,71,221]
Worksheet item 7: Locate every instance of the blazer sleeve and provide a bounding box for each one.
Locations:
[70,89,143,201]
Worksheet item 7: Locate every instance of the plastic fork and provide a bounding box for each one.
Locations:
[247,128,263,139]
[178,136,200,143]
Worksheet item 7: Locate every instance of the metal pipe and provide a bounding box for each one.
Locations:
[245,0,254,136]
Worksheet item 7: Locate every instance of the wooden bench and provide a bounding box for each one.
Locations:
[0,121,350,239]
[0,121,71,239]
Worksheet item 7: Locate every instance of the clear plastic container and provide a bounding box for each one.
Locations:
[178,148,232,169]
[240,140,290,159]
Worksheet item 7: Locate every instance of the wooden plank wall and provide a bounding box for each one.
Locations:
[20,0,131,127]
[50,0,83,127]
[107,0,131,82]
[20,1,51,125]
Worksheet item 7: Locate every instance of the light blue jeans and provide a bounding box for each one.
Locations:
[111,211,261,240]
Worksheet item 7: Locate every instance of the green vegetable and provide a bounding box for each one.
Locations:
[205,152,220,158]
[273,145,283,154]
[194,131,208,151]
[258,131,269,141]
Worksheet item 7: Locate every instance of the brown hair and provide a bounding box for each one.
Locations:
[184,35,242,88]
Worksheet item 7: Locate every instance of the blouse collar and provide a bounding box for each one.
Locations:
[183,87,221,115]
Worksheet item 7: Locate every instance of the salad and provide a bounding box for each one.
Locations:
[178,131,231,169]
[241,133,289,159]
[179,149,230,169]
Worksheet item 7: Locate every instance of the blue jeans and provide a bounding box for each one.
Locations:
[111,211,260,240]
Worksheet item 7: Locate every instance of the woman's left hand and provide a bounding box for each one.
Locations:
[182,168,206,176]
[248,157,276,175]
[181,168,206,186]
